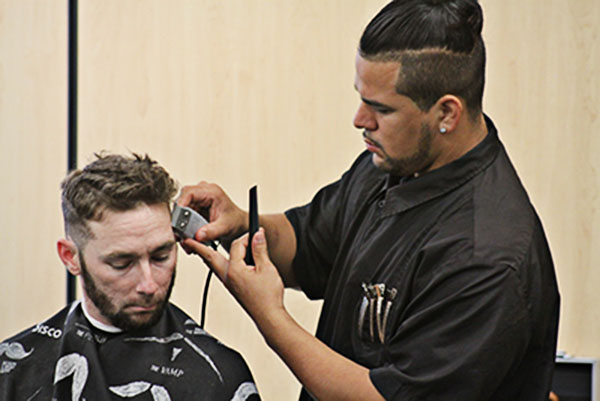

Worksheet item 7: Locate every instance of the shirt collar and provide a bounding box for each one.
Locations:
[381,115,501,216]
[80,298,123,333]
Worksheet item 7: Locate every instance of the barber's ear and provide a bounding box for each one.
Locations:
[57,238,81,276]
[436,95,463,134]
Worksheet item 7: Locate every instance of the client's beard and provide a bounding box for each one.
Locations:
[79,254,175,332]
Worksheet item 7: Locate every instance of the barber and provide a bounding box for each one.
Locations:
[179,1,560,400]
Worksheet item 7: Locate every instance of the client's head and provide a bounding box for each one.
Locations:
[57,153,178,331]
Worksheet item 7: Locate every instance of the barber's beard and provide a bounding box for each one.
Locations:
[365,122,434,176]
[79,255,175,332]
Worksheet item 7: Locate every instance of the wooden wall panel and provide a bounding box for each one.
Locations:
[481,0,600,357]
[0,0,67,338]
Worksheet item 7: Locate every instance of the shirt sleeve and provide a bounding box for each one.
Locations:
[285,181,344,299]
[285,151,376,299]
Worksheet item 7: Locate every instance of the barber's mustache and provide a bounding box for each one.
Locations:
[362,131,382,149]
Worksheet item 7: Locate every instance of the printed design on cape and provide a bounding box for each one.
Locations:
[109,381,171,401]
[183,337,223,383]
[25,387,42,400]
[125,332,224,383]
[171,347,182,362]
[74,322,107,344]
[0,342,34,360]
[231,382,259,401]
[184,319,210,337]
[186,326,212,337]
[0,342,34,375]
[125,332,183,344]
[0,361,17,375]
[54,353,89,401]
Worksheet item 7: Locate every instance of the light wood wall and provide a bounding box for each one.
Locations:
[0,0,68,336]
[481,0,600,359]
[1,1,598,399]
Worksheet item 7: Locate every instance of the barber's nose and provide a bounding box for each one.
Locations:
[136,261,159,295]
[353,102,377,131]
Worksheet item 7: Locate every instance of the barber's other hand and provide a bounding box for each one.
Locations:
[177,182,247,245]
[184,228,285,323]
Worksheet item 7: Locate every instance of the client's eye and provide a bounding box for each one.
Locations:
[110,261,132,270]
[151,253,171,263]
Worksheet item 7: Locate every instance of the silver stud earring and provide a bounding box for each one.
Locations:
[440,127,447,134]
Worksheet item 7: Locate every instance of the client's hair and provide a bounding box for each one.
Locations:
[61,153,177,247]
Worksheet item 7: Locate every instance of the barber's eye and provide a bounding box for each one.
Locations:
[375,107,392,114]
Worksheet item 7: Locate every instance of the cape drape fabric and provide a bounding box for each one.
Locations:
[0,301,260,401]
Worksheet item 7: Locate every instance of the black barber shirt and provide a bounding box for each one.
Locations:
[0,301,260,401]
[286,116,559,401]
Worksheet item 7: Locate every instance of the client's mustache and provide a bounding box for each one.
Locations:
[127,293,159,308]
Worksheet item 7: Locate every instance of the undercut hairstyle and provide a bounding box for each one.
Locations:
[359,0,486,120]
[61,153,178,247]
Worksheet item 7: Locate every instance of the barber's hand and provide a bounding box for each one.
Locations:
[177,182,247,245]
[183,228,285,323]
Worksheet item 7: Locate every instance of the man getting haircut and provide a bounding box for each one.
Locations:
[0,153,261,401]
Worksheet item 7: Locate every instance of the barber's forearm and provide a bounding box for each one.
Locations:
[259,213,298,287]
[256,307,385,401]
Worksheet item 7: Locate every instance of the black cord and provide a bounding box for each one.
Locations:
[200,270,212,329]
[199,240,219,330]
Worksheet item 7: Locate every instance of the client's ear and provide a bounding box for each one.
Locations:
[57,238,81,276]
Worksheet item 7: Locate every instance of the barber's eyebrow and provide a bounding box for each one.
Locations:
[353,85,395,111]
[362,97,395,111]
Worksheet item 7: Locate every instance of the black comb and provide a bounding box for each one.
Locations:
[245,185,258,265]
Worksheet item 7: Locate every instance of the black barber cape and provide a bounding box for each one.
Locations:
[0,301,260,401]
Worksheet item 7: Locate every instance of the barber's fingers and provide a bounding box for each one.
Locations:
[177,182,246,243]
[182,238,228,281]
[251,228,272,272]
[175,186,195,207]
[179,241,194,255]
[229,233,251,266]
[194,220,230,244]
[176,181,214,208]
[177,181,227,219]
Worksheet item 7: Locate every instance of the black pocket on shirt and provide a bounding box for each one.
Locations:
[351,294,386,367]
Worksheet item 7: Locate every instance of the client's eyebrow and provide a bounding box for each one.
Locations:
[103,241,176,261]
[151,241,176,254]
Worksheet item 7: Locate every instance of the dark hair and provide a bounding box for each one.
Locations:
[359,0,486,118]
[61,153,177,247]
